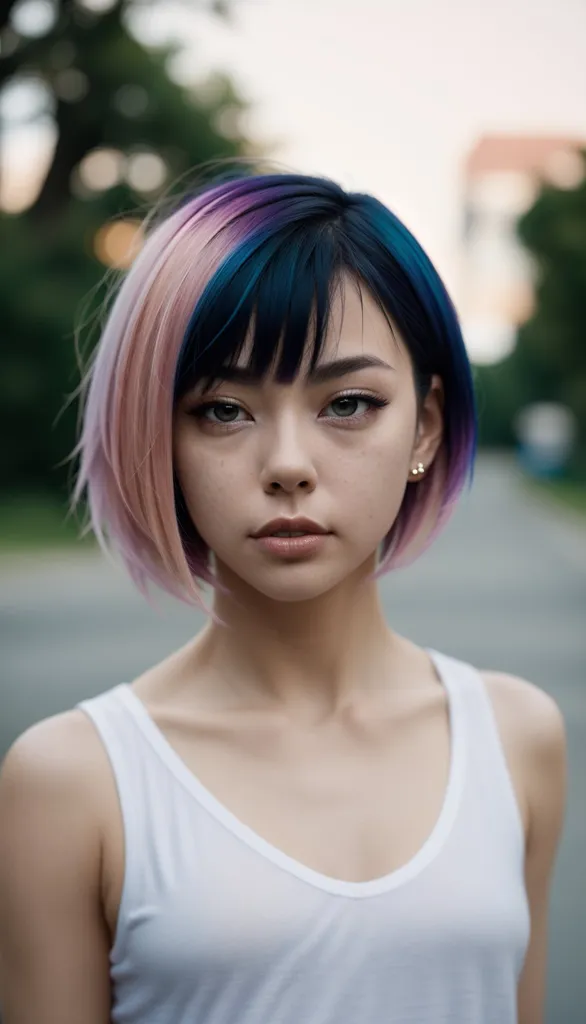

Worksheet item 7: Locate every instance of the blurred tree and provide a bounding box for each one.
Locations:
[474,151,586,478]
[0,0,253,496]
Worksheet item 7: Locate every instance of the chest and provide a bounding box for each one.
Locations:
[98,685,529,947]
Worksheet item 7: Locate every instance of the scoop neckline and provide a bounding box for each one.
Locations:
[116,647,466,899]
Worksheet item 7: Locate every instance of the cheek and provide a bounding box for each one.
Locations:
[323,433,413,547]
[339,447,409,527]
[334,411,414,487]
[173,434,236,535]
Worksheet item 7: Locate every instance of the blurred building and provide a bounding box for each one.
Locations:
[459,134,586,366]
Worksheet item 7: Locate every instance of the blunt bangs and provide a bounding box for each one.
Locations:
[174,216,339,397]
[72,171,477,609]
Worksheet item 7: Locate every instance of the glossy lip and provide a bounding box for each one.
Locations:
[253,534,329,558]
[251,516,330,539]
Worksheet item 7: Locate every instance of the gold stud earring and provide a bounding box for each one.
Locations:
[410,462,425,476]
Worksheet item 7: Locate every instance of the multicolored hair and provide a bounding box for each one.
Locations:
[71,170,477,610]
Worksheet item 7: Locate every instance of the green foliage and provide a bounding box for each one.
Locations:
[475,151,586,479]
[517,163,586,434]
[0,490,95,551]
[0,0,250,497]
[0,210,98,490]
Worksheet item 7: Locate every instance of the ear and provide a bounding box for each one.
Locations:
[410,374,444,475]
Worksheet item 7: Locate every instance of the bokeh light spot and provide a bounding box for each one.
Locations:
[94,219,144,269]
[54,68,89,102]
[76,0,118,11]
[78,148,125,191]
[126,151,168,193]
[113,84,149,118]
[10,0,56,39]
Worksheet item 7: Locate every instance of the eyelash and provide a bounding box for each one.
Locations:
[189,391,389,428]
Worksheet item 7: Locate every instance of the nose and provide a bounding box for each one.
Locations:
[259,416,318,495]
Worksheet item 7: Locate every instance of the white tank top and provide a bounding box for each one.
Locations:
[76,648,530,1024]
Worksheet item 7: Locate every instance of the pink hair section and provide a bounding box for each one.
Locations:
[72,187,254,611]
[372,433,473,582]
[375,447,452,578]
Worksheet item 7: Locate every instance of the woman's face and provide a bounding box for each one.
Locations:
[173,276,444,602]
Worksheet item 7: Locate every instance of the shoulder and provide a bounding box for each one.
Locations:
[0,709,111,844]
[479,669,567,845]
[479,669,566,762]
[2,707,108,780]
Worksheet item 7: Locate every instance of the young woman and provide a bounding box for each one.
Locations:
[0,171,566,1024]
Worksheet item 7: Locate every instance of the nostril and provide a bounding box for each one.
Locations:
[268,479,310,491]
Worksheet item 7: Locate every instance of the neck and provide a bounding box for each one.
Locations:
[192,556,407,715]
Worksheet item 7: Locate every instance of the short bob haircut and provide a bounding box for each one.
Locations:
[71,170,477,610]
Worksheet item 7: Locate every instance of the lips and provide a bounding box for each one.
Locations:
[251,517,329,539]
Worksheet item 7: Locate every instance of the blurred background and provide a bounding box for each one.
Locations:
[0,1,585,1020]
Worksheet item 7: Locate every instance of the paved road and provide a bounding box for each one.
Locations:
[1,453,585,1022]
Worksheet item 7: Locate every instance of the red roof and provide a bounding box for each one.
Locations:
[465,134,586,178]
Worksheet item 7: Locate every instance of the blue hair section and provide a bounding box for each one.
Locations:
[173,173,477,497]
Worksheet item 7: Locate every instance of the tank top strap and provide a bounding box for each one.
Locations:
[427,648,526,859]
[76,684,150,958]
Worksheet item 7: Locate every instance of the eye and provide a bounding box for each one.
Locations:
[328,396,366,418]
[194,402,248,424]
[323,393,388,419]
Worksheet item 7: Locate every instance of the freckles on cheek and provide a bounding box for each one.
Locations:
[181,455,245,525]
[345,437,407,483]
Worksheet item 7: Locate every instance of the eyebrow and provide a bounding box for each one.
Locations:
[211,355,395,386]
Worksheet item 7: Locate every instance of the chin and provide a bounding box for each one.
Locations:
[251,580,343,603]
[221,553,376,604]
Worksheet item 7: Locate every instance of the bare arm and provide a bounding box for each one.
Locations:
[0,712,112,1023]
[515,682,568,1024]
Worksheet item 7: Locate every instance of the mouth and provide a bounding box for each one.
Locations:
[251,517,329,539]
[270,530,314,537]
[250,518,331,559]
